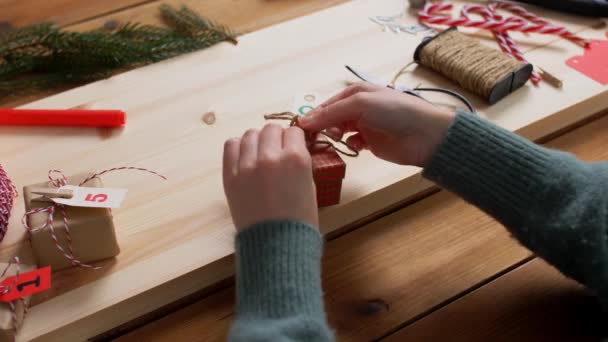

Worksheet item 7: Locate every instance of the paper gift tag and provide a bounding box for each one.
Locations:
[0,266,51,302]
[51,185,128,208]
[292,92,321,116]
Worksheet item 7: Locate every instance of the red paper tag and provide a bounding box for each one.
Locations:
[566,32,608,85]
[0,266,51,302]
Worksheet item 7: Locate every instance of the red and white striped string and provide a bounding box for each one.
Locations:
[0,164,17,243]
[460,3,541,83]
[22,167,166,269]
[419,1,589,85]
[0,256,27,336]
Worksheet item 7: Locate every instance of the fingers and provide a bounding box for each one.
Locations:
[325,127,344,140]
[283,126,308,153]
[258,124,283,159]
[299,94,367,132]
[238,129,259,170]
[317,82,382,108]
[345,133,368,151]
[223,137,240,184]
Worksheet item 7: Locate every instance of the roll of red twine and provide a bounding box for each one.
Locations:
[0,164,16,242]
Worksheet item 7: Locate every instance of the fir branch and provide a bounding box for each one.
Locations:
[0,23,55,46]
[0,4,238,99]
[113,23,174,41]
[159,4,237,43]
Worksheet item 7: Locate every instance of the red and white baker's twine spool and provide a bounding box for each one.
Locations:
[0,165,17,243]
[419,2,589,84]
[22,167,166,269]
[0,257,26,335]
[460,3,541,83]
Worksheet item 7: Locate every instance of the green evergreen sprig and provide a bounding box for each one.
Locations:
[0,4,237,98]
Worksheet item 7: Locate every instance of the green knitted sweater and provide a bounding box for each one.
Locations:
[228,112,608,341]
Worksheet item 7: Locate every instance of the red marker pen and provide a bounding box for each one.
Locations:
[0,109,126,127]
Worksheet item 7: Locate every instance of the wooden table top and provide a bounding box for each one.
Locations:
[3,1,606,341]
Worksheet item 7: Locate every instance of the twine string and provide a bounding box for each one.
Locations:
[389,61,416,88]
[461,3,542,84]
[418,2,589,85]
[0,164,17,243]
[264,112,359,157]
[22,167,166,270]
[417,29,525,99]
[419,2,589,47]
[0,257,24,336]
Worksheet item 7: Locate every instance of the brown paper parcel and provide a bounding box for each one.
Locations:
[23,173,120,271]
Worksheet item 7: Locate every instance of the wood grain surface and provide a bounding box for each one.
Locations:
[385,259,604,342]
[118,112,608,341]
[0,0,150,28]
[118,190,533,342]
[0,0,350,108]
[2,0,344,30]
[65,0,350,34]
[2,1,607,340]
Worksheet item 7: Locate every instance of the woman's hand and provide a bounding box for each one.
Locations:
[299,83,456,167]
[223,124,318,231]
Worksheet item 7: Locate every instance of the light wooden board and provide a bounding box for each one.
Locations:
[119,109,608,341]
[117,190,532,341]
[1,0,606,340]
[384,258,602,342]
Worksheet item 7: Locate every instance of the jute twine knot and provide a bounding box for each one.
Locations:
[264,112,359,157]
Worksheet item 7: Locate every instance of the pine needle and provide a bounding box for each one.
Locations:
[0,4,238,98]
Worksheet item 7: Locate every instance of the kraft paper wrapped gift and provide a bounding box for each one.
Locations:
[23,173,120,271]
[0,262,36,342]
[312,149,346,207]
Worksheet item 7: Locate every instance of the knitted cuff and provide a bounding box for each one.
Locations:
[235,220,324,318]
[423,111,560,225]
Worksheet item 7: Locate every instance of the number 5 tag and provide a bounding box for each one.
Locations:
[51,185,128,208]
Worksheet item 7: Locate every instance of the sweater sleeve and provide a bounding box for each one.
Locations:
[423,111,608,308]
[229,220,333,342]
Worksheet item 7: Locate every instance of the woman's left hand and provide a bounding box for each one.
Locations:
[223,124,319,231]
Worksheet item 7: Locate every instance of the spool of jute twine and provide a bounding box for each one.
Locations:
[413,28,532,104]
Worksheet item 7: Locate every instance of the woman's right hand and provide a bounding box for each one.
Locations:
[299,83,456,167]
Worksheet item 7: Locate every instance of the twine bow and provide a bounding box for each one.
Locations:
[22,167,166,269]
[0,257,26,336]
[264,112,359,157]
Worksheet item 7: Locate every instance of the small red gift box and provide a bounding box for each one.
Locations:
[312,149,346,207]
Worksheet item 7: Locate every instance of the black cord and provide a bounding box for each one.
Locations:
[414,87,476,113]
[344,65,476,113]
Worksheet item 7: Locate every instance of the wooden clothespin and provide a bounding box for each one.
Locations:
[29,187,74,203]
[535,66,563,89]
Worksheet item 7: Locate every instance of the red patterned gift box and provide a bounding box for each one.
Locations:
[312,149,346,207]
